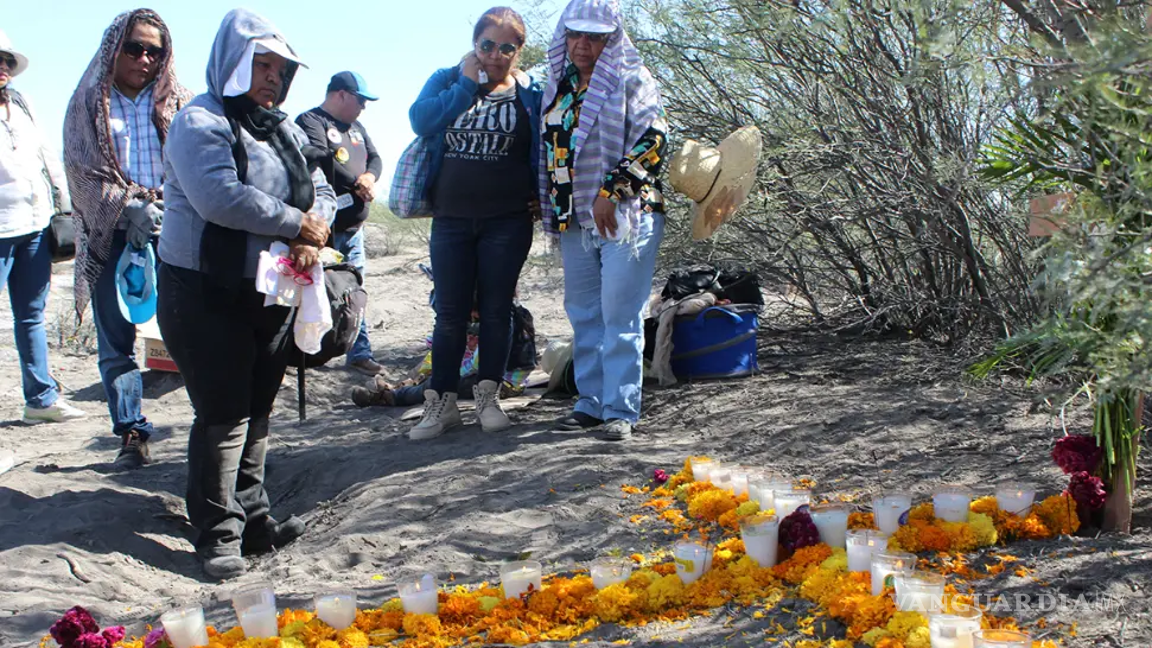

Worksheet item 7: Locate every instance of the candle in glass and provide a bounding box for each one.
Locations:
[872,491,912,535]
[500,560,543,599]
[894,571,946,613]
[846,529,888,572]
[973,629,1032,647]
[315,592,357,630]
[739,514,779,567]
[730,466,757,497]
[590,557,633,589]
[775,489,811,519]
[994,482,1036,517]
[689,457,714,482]
[749,475,791,513]
[933,485,972,523]
[673,541,711,584]
[160,607,209,648]
[399,574,439,615]
[928,608,983,648]
[710,464,733,490]
[870,551,916,596]
[809,503,850,549]
[232,585,278,639]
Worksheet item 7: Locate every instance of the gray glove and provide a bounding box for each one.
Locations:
[122,199,163,249]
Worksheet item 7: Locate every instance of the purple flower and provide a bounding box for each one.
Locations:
[50,607,100,648]
[144,627,170,648]
[1067,471,1107,510]
[74,633,109,648]
[653,469,669,485]
[102,626,126,645]
[1052,435,1103,475]
[778,508,820,554]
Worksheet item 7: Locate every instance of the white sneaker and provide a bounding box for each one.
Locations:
[408,391,462,440]
[23,400,88,425]
[474,380,511,432]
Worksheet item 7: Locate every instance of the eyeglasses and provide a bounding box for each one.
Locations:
[478,39,519,57]
[121,41,166,61]
[275,257,314,286]
[0,53,16,70]
[565,29,610,43]
[342,90,366,107]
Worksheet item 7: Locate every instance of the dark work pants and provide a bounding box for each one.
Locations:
[156,263,291,558]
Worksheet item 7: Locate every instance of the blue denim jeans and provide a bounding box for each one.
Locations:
[331,227,372,363]
[0,227,59,409]
[561,214,665,424]
[429,215,533,395]
[89,230,154,439]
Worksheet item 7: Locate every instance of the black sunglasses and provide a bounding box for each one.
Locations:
[121,41,166,61]
[0,53,16,70]
[565,29,610,43]
[344,91,367,107]
[478,39,519,56]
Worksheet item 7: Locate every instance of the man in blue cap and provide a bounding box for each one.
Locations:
[296,71,383,375]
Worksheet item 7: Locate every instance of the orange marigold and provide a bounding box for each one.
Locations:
[908,502,935,522]
[848,511,877,530]
[400,614,442,638]
[1033,494,1080,536]
[438,593,480,624]
[773,544,834,584]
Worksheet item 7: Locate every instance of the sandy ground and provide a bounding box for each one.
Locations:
[0,223,1149,647]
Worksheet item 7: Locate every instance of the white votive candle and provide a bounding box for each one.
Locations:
[590,557,633,589]
[973,629,1032,647]
[160,607,209,648]
[232,584,278,639]
[846,529,889,572]
[870,551,915,596]
[710,464,733,490]
[739,514,779,567]
[809,503,850,549]
[730,466,757,497]
[500,560,543,599]
[994,482,1036,517]
[673,541,711,585]
[775,489,811,519]
[894,570,946,613]
[928,608,983,648]
[749,476,791,513]
[315,592,357,630]
[689,457,714,482]
[872,491,912,535]
[399,574,439,615]
[933,486,973,523]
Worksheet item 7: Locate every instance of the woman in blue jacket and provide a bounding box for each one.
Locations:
[407,6,541,440]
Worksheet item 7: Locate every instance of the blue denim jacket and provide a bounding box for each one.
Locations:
[408,66,543,202]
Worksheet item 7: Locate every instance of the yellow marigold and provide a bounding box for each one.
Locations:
[735,500,760,516]
[353,609,403,634]
[908,502,935,522]
[1033,494,1080,536]
[849,511,877,530]
[281,639,306,648]
[279,609,314,629]
[886,611,928,639]
[686,480,718,497]
[316,641,341,648]
[965,512,998,547]
[644,574,686,611]
[400,614,442,638]
[301,620,337,646]
[486,626,531,645]
[970,495,999,516]
[820,548,848,572]
[652,486,674,497]
[336,627,370,648]
[890,522,925,553]
[717,537,745,554]
[861,628,894,647]
[773,544,834,584]
[379,599,404,614]
[478,595,502,612]
[799,565,845,607]
[527,587,561,617]
[687,488,739,522]
[591,582,639,623]
[717,507,741,531]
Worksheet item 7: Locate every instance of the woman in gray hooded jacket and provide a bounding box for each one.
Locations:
[157,8,336,580]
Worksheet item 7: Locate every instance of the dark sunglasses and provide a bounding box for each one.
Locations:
[121,41,166,61]
[0,53,16,70]
[478,39,519,56]
[565,29,610,43]
[343,91,367,107]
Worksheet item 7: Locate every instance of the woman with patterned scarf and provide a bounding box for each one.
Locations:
[157,8,336,580]
[541,0,668,441]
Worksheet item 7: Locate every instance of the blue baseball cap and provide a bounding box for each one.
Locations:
[116,244,157,324]
[327,71,377,101]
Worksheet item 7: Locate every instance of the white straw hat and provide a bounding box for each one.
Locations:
[0,29,30,78]
[669,126,763,241]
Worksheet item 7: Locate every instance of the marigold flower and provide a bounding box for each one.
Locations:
[1033,494,1080,536]
[848,511,876,530]
[687,488,738,522]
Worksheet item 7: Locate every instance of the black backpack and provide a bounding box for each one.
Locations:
[287,263,368,368]
[660,265,764,306]
[507,304,538,371]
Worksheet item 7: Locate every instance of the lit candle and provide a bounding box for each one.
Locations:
[994,482,1036,517]
[315,592,357,630]
[689,457,714,482]
[231,585,278,639]
[590,557,633,589]
[775,489,811,519]
[730,467,757,497]
[846,529,885,572]
[928,608,983,648]
[973,629,1032,647]
[499,560,543,599]
[160,607,209,648]
[673,541,712,585]
[894,571,946,613]
[933,486,973,523]
[399,574,439,615]
[749,475,791,513]
[872,491,912,535]
[738,514,779,567]
[809,503,850,549]
[710,464,733,490]
[870,551,915,596]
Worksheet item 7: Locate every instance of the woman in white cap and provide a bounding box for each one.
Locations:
[156,9,336,579]
[0,31,88,425]
[541,0,668,440]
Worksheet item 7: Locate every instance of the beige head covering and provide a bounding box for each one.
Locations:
[0,29,30,77]
[669,126,763,241]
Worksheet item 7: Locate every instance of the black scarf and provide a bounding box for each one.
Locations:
[199,95,316,284]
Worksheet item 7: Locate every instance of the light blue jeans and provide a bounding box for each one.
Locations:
[561,213,664,424]
[0,227,59,409]
[331,227,373,363]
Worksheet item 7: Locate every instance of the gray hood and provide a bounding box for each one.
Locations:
[205,8,300,103]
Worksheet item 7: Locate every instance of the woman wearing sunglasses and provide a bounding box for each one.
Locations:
[407,6,542,440]
[542,0,668,441]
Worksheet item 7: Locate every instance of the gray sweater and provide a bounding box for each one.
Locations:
[159,9,335,278]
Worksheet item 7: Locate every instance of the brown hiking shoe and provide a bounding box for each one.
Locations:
[114,431,151,469]
[351,386,395,408]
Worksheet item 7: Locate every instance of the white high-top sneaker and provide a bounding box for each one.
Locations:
[474,380,511,432]
[409,390,462,440]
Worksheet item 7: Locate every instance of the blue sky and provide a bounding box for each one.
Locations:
[5,0,567,188]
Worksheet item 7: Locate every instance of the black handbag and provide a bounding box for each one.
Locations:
[46,213,76,262]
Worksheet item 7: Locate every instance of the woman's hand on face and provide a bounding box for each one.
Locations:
[289,238,321,271]
[299,213,330,247]
[462,53,483,83]
[593,195,618,238]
